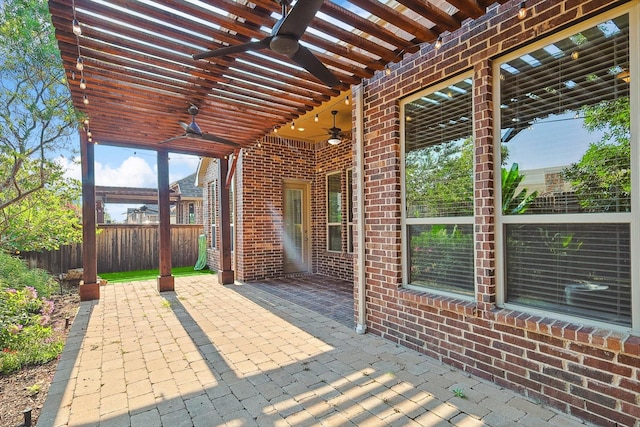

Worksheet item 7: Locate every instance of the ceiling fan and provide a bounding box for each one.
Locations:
[327,110,344,145]
[192,0,340,88]
[161,104,240,148]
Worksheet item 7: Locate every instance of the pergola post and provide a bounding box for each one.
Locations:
[218,157,235,284]
[157,149,174,291]
[80,133,99,301]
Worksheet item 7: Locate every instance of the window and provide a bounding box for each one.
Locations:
[347,169,354,253]
[327,172,342,252]
[188,203,195,224]
[209,182,216,248]
[402,74,475,296]
[229,178,234,252]
[496,12,632,326]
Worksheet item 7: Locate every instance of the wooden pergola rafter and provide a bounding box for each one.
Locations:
[49,0,511,158]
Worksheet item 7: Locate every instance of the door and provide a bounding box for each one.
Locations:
[283,182,310,274]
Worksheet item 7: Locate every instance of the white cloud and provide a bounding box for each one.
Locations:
[57,155,157,187]
[169,154,200,183]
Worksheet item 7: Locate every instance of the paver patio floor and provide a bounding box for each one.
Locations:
[37,275,590,426]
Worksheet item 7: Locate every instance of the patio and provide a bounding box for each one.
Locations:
[36,275,587,427]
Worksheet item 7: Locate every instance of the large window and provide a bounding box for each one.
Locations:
[402,74,475,296]
[327,172,342,252]
[497,12,632,326]
[347,169,354,253]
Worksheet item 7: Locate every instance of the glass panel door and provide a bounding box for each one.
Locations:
[284,183,309,273]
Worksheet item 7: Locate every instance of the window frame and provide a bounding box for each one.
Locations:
[400,71,476,299]
[326,171,342,253]
[347,168,354,253]
[493,4,640,332]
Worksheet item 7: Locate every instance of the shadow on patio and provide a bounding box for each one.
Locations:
[36,275,584,427]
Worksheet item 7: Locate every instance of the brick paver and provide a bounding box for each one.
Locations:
[37,276,592,427]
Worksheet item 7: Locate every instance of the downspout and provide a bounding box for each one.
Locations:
[354,84,367,335]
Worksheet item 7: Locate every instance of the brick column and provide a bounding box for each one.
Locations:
[473,60,496,313]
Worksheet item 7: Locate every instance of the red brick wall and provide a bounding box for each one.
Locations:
[202,135,354,281]
[314,135,355,281]
[359,1,640,425]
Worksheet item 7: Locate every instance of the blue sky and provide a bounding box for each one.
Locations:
[59,143,200,222]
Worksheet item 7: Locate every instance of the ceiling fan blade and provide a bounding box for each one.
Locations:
[275,0,324,39]
[193,39,270,60]
[160,135,185,144]
[201,133,241,148]
[291,45,340,87]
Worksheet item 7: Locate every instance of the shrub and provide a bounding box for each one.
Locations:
[0,253,63,374]
[0,286,63,374]
[0,252,56,297]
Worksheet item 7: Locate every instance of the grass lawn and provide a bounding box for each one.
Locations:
[100,266,215,283]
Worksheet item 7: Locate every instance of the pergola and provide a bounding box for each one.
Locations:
[48,0,511,299]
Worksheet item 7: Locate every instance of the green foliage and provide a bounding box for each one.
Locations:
[0,252,63,374]
[0,0,83,252]
[406,138,474,217]
[537,228,583,257]
[452,388,466,398]
[0,284,63,374]
[502,163,538,215]
[0,252,57,297]
[563,97,631,212]
[410,224,473,293]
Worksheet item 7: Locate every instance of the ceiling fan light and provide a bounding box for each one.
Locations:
[328,137,341,145]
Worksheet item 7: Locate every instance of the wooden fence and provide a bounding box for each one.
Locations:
[20,224,204,275]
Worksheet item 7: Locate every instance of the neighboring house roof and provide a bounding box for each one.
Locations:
[170,173,202,199]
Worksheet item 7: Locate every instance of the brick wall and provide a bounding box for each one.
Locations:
[202,135,354,282]
[359,0,640,425]
[314,135,355,281]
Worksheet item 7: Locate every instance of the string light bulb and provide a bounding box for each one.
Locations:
[434,36,443,50]
[274,127,278,133]
[87,130,92,137]
[72,18,82,36]
[76,56,84,71]
[314,114,319,122]
[79,78,86,90]
[385,66,391,76]
[83,118,89,126]
[518,2,527,19]
[83,94,89,105]
[344,95,349,105]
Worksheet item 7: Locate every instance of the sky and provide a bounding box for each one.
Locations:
[58,144,200,223]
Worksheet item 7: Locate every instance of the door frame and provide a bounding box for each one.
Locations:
[283,179,312,274]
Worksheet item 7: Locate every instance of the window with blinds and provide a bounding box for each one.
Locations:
[327,172,342,252]
[498,13,632,326]
[402,74,475,296]
[347,169,354,253]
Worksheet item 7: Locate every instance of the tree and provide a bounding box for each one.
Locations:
[0,0,82,251]
[405,137,474,217]
[563,97,631,212]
